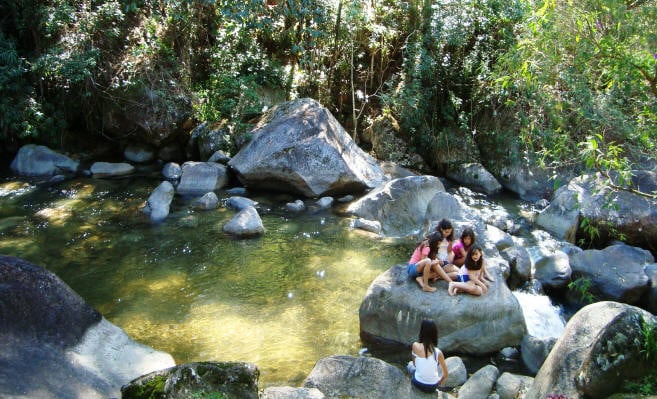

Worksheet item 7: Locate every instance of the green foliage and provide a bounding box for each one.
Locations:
[568,276,595,304]
[622,319,657,394]
[487,0,657,189]
[190,391,228,399]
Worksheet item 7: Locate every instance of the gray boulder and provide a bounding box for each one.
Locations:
[176,161,228,196]
[456,364,499,399]
[302,355,454,399]
[261,387,325,399]
[0,255,174,399]
[223,206,264,237]
[121,361,259,399]
[496,372,534,399]
[346,175,446,237]
[90,162,136,178]
[521,334,557,374]
[142,181,175,222]
[447,162,502,195]
[226,196,258,211]
[192,192,219,210]
[10,144,80,176]
[124,145,155,163]
[569,244,652,304]
[533,249,572,290]
[359,265,526,355]
[228,98,385,197]
[536,172,657,252]
[526,301,657,398]
[162,162,182,181]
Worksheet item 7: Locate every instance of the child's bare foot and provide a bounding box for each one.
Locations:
[448,282,457,296]
[415,276,425,290]
[423,285,437,292]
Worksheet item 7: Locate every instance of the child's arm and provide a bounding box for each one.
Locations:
[437,350,449,386]
[472,271,488,294]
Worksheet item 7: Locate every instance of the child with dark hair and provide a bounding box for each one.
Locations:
[448,244,488,296]
[407,320,449,393]
[434,219,459,276]
[407,232,455,292]
[452,227,494,281]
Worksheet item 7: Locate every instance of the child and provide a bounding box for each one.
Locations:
[407,232,455,292]
[452,227,494,281]
[407,320,449,393]
[448,244,488,296]
[434,219,459,276]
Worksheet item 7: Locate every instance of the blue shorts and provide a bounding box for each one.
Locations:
[407,263,421,278]
[457,274,470,283]
[411,376,439,393]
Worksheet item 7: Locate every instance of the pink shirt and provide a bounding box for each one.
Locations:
[409,244,430,264]
[452,239,468,261]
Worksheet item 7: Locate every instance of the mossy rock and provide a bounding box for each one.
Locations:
[121,361,259,399]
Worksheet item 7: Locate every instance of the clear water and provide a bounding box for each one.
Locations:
[0,176,409,386]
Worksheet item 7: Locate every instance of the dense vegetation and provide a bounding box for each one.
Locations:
[1,0,655,193]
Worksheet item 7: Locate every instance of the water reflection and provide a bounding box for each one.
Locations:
[0,177,408,386]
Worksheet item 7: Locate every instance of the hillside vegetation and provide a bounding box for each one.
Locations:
[1,0,655,193]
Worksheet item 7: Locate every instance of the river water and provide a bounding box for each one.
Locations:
[0,173,565,386]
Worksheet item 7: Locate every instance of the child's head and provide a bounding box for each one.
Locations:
[426,231,441,259]
[460,227,476,247]
[464,244,484,271]
[418,319,438,349]
[436,219,454,240]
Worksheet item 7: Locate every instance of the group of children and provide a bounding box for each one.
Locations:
[406,220,497,392]
[407,219,494,296]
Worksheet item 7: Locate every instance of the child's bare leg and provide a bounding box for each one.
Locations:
[421,262,436,292]
[430,262,453,282]
[448,282,457,296]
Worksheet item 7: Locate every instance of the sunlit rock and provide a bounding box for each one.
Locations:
[142,181,175,222]
[447,162,502,195]
[527,301,657,398]
[359,265,526,355]
[228,98,385,197]
[176,161,228,196]
[0,255,174,399]
[223,205,264,237]
[90,161,136,178]
[10,144,80,177]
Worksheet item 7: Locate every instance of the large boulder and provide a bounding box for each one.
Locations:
[121,362,259,399]
[446,162,502,195]
[10,144,80,177]
[228,98,385,197]
[142,181,175,222]
[302,355,453,399]
[536,172,657,252]
[0,255,174,399]
[176,161,229,196]
[359,265,526,354]
[526,301,657,398]
[568,244,652,304]
[346,175,447,238]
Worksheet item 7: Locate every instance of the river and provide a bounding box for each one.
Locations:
[0,173,565,386]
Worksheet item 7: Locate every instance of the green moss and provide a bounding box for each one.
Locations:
[123,374,167,399]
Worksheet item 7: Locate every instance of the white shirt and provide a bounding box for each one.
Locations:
[412,348,441,385]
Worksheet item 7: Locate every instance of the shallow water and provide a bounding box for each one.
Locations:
[0,176,410,386]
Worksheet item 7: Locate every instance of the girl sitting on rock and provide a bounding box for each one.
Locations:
[407,319,449,393]
[448,244,488,296]
[407,232,456,292]
[452,227,494,282]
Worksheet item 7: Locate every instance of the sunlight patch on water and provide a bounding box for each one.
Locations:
[0,181,34,197]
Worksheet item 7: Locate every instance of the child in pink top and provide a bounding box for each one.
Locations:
[408,232,456,292]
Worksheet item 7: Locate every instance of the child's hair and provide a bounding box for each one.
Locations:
[464,244,484,271]
[426,232,441,260]
[435,219,454,241]
[418,319,438,357]
[460,227,476,247]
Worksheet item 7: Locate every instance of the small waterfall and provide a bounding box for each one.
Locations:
[513,291,566,339]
